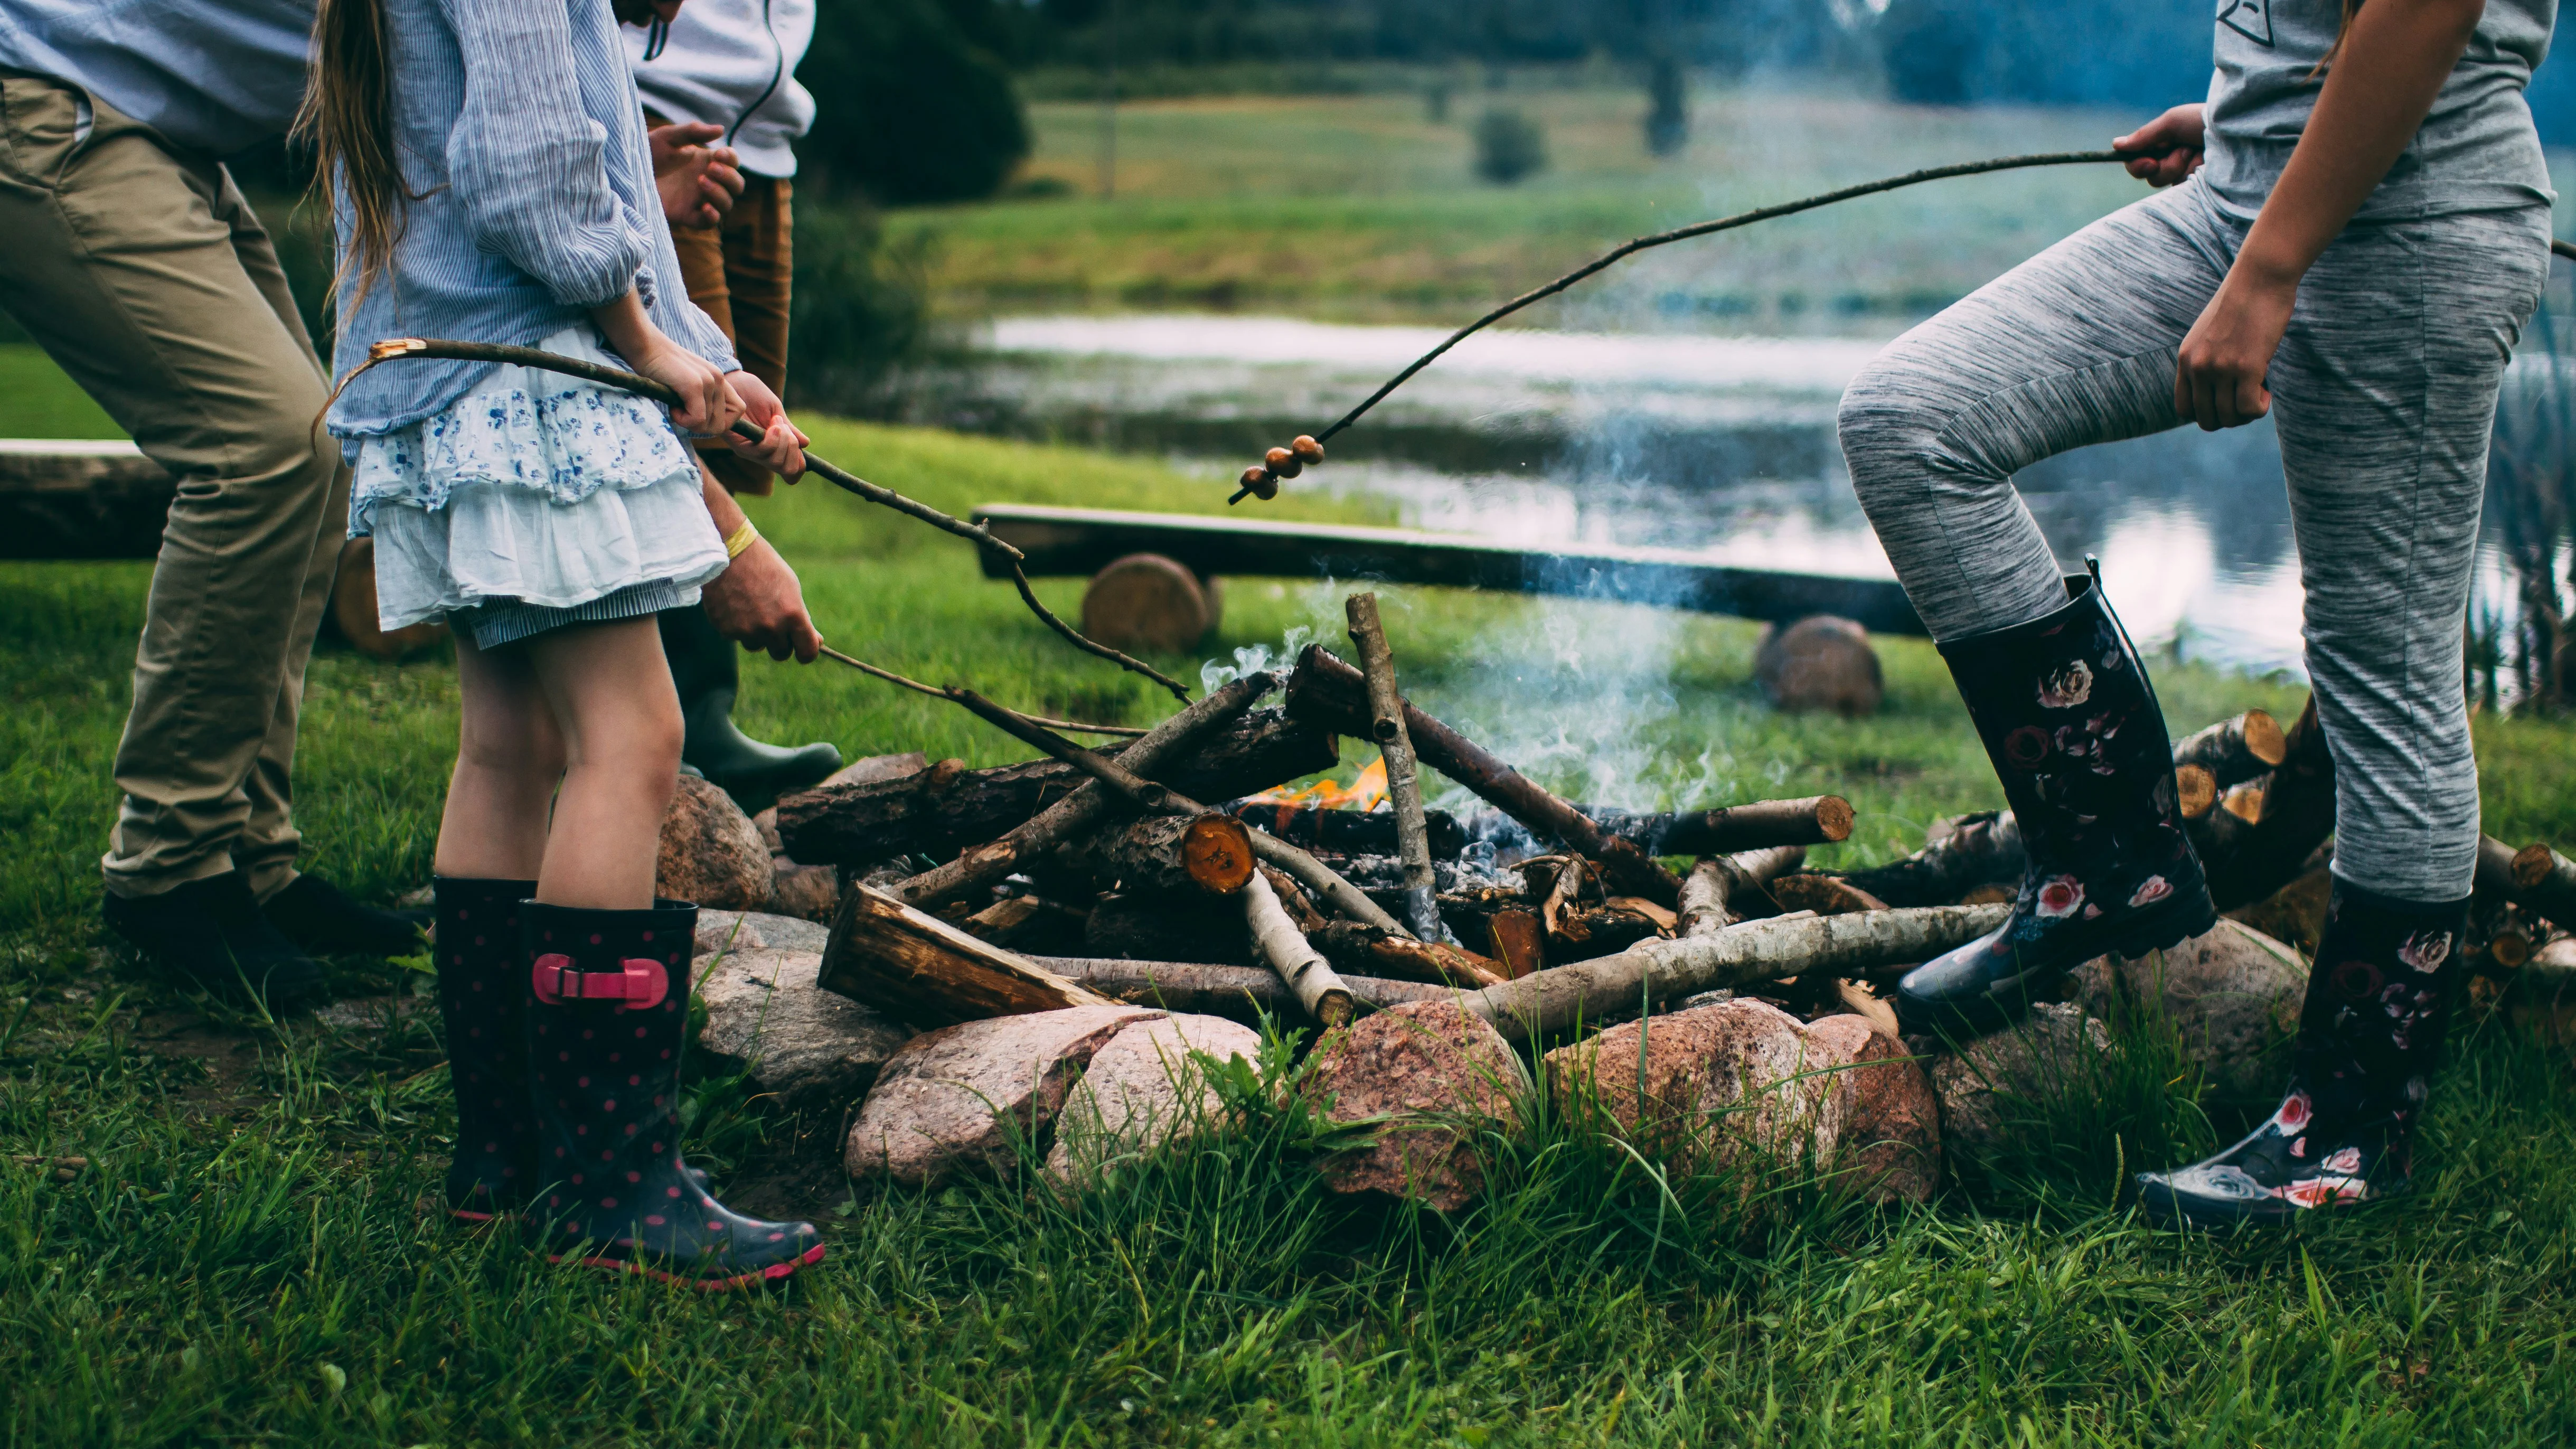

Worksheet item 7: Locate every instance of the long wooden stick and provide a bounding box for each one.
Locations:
[1226,149,2143,502]
[1457,904,2010,1044]
[359,337,1190,700]
[1676,845,1804,937]
[1243,872,1354,1027]
[1029,955,1454,1021]
[1287,644,1681,907]
[894,671,1274,907]
[1345,592,1444,941]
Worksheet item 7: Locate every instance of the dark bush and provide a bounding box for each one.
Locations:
[800,0,1032,205]
[786,202,930,412]
[1472,107,1547,186]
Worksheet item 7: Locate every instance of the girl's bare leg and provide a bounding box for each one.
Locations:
[524,617,684,909]
[434,627,565,881]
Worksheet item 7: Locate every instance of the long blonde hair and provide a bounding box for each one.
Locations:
[292,0,413,302]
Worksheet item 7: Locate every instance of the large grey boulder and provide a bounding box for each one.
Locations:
[1043,1013,1264,1184]
[1308,1000,1527,1211]
[694,908,833,958]
[1930,1002,2111,1158]
[691,947,912,1112]
[2070,918,2305,1099]
[845,1005,1163,1187]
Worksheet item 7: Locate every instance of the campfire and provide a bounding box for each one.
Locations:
[697,594,2576,1205]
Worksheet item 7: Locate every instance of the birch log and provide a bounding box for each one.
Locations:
[1675,845,1804,937]
[1455,904,2010,1043]
[1243,871,1354,1026]
[1029,955,1455,1021]
[1346,591,1444,941]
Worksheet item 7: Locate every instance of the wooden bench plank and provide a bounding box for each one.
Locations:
[970,503,1927,636]
[0,440,176,561]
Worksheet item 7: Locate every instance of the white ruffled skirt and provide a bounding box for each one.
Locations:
[350,326,728,644]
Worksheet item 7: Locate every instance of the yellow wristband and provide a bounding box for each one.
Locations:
[722,519,759,560]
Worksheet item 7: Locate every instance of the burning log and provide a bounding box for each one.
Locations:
[1055,813,1257,897]
[1839,812,2024,908]
[890,674,1287,909]
[1346,592,1445,940]
[819,883,1112,1027]
[2173,710,2288,788]
[2512,843,2576,927]
[961,694,1413,937]
[1243,871,1353,1027]
[2206,696,2335,911]
[1223,799,1465,859]
[778,700,1331,867]
[1312,921,1511,989]
[1459,904,2009,1043]
[1287,644,1681,907]
[1029,955,1454,1023]
[1676,845,1802,936]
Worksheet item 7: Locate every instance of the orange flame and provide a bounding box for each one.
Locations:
[1245,756,1387,813]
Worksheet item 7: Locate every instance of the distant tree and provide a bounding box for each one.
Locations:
[1875,0,2212,111]
[1643,51,1689,154]
[800,0,1033,204]
[1473,107,1547,184]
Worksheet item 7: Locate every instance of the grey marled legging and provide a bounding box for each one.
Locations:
[1836,180,2550,900]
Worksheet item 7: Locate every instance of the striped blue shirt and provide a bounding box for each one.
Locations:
[324,0,736,448]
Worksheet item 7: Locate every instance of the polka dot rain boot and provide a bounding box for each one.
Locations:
[1893,570,2217,1036]
[430,877,538,1222]
[2138,884,2466,1225]
[520,899,824,1290]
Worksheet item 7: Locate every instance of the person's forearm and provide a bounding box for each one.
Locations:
[590,289,654,360]
[2238,0,2485,284]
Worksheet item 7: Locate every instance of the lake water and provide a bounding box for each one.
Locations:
[925,312,2549,683]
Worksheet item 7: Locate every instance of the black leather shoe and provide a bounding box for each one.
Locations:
[661,604,841,813]
[522,898,824,1290]
[2138,886,2463,1226]
[1893,571,2215,1037]
[263,873,430,957]
[104,872,324,1005]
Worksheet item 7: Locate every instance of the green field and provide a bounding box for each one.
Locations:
[6,340,2576,1443]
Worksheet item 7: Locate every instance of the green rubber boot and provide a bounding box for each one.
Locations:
[659,604,841,814]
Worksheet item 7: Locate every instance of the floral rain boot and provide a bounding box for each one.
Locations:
[2138,885,2464,1225]
[522,899,824,1290]
[1893,572,2216,1035]
[431,877,539,1221]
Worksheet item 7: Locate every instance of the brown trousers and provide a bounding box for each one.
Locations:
[0,74,348,900]
[669,172,792,496]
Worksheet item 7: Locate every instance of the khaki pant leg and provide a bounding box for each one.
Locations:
[0,76,343,898]
[720,175,792,400]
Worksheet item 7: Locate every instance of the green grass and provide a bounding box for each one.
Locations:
[7,349,2576,1444]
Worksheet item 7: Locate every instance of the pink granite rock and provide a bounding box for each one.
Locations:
[1044,1013,1264,1184]
[845,1004,1161,1186]
[1309,1000,1527,1211]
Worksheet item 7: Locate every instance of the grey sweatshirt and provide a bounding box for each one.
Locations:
[623,0,813,178]
[2204,0,2558,221]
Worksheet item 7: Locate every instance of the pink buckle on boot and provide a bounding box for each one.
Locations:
[531,954,669,1011]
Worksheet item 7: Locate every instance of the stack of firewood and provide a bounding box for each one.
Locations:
[770,614,2576,1047]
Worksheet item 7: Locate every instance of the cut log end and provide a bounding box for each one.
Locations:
[2175,764,2218,821]
[1814,795,1855,842]
[1181,814,1258,894]
[1080,552,1218,654]
[2513,842,2569,892]
[2242,709,2287,768]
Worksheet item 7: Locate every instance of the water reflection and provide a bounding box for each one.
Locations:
[939,313,2539,681]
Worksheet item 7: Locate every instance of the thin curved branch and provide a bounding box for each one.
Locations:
[1228,148,2140,503]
